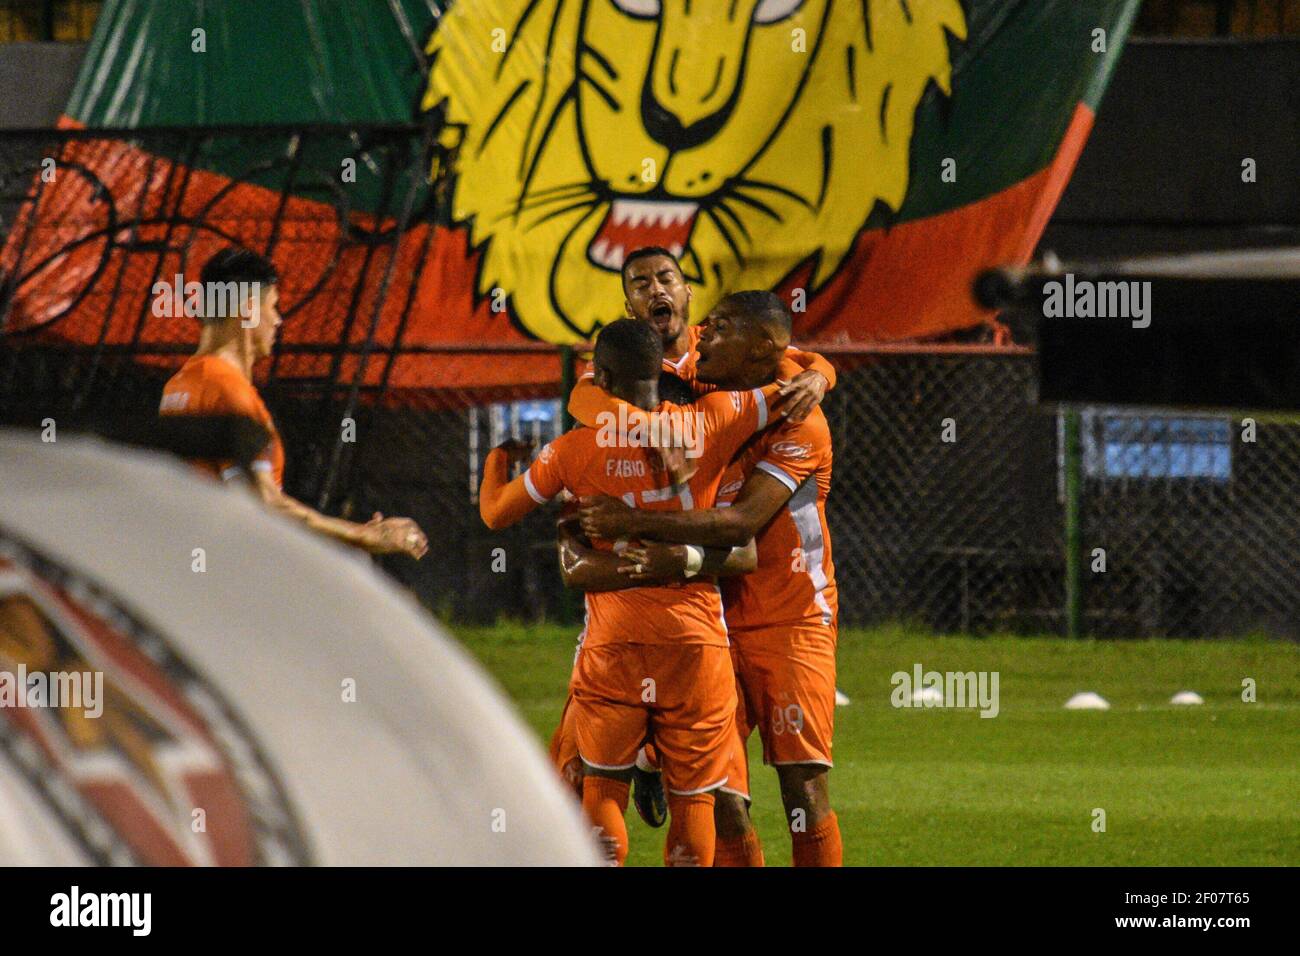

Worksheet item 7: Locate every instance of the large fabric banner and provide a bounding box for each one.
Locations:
[3,0,1141,391]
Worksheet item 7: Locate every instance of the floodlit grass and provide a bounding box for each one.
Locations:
[448,622,1300,867]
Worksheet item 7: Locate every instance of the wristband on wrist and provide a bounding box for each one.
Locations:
[682,544,705,577]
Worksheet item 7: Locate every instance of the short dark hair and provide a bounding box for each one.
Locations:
[657,371,696,406]
[593,318,663,384]
[718,290,792,342]
[198,247,278,322]
[620,246,682,286]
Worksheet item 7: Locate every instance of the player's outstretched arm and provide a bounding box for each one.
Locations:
[616,538,757,582]
[578,469,793,549]
[251,471,428,558]
[557,519,755,591]
[479,440,544,530]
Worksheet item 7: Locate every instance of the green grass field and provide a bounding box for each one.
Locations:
[449,622,1300,866]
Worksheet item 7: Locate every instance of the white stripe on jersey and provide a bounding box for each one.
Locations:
[752,388,768,431]
[524,471,549,504]
[756,459,799,494]
[787,478,834,625]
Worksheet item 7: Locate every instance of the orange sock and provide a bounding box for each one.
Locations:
[582,776,630,866]
[713,828,765,867]
[791,810,842,867]
[665,792,715,866]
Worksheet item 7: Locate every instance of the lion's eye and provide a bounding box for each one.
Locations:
[609,0,661,19]
[753,0,803,24]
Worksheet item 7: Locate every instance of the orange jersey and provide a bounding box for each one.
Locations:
[661,325,708,387]
[716,407,836,631]
[525,387,776,649]
[159,354,285,488]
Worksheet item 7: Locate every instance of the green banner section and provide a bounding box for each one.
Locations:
[67,0,1139,225]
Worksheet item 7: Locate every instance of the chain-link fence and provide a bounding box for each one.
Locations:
[10,335,1298,640]
[287,347,1300,639]
[3,126,1298,639]
[821,349,1300,639]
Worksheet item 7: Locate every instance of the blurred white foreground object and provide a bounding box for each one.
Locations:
[0,432,598,866]
[1170,691,1204,706]
[1064,692,1110,710]
[835,688,851,706]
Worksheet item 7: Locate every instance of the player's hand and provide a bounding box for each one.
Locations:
[494,438,535,470]
[556,515,592,552]
[577,495,639,539]
[653,443,698,486]
[363,512,429,559]
[617,542,687,580]
[776,369,828,423]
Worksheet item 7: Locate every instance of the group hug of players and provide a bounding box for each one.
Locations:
[479,247,842,867]
[159,245,840,867]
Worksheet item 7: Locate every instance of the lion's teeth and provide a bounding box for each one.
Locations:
[609,199,699,230]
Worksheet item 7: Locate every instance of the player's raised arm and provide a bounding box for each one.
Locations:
[478,439,556,530]
[778,346,837,424]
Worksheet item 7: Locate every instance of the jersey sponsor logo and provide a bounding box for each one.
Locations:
[771,441,812,460]
[719,479,744,497]
[539,442,556,464]
[0,531,311,866]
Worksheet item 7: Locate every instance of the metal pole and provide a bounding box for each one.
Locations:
[558,343,581,624]
[1063,409,1083,638]
[560,345,575,432]
[317,151,423,510]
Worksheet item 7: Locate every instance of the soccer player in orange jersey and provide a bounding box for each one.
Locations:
[569,246,835,430]
[478,315,789,866]
[576,291,842,867]
[556,246,838,826]
[160,248,427,559]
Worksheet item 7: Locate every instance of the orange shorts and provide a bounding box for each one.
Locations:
[721,622,837,800]
[549,690,583,799]
[571,642,738,795]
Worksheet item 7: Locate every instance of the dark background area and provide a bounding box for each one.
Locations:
[1,5,1297,637]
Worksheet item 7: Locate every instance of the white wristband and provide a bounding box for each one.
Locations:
[682,544,705,577]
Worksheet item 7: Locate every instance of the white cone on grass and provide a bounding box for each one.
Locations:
[1170,690,1204,705]
[912,686,944,705]
[1064,691,1110,710]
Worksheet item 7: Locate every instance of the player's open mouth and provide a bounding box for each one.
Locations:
[588,198,699,272]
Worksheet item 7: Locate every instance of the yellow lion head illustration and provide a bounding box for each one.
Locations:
[423,0,966,342]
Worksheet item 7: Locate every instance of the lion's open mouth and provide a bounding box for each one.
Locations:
[587,198,699,271]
